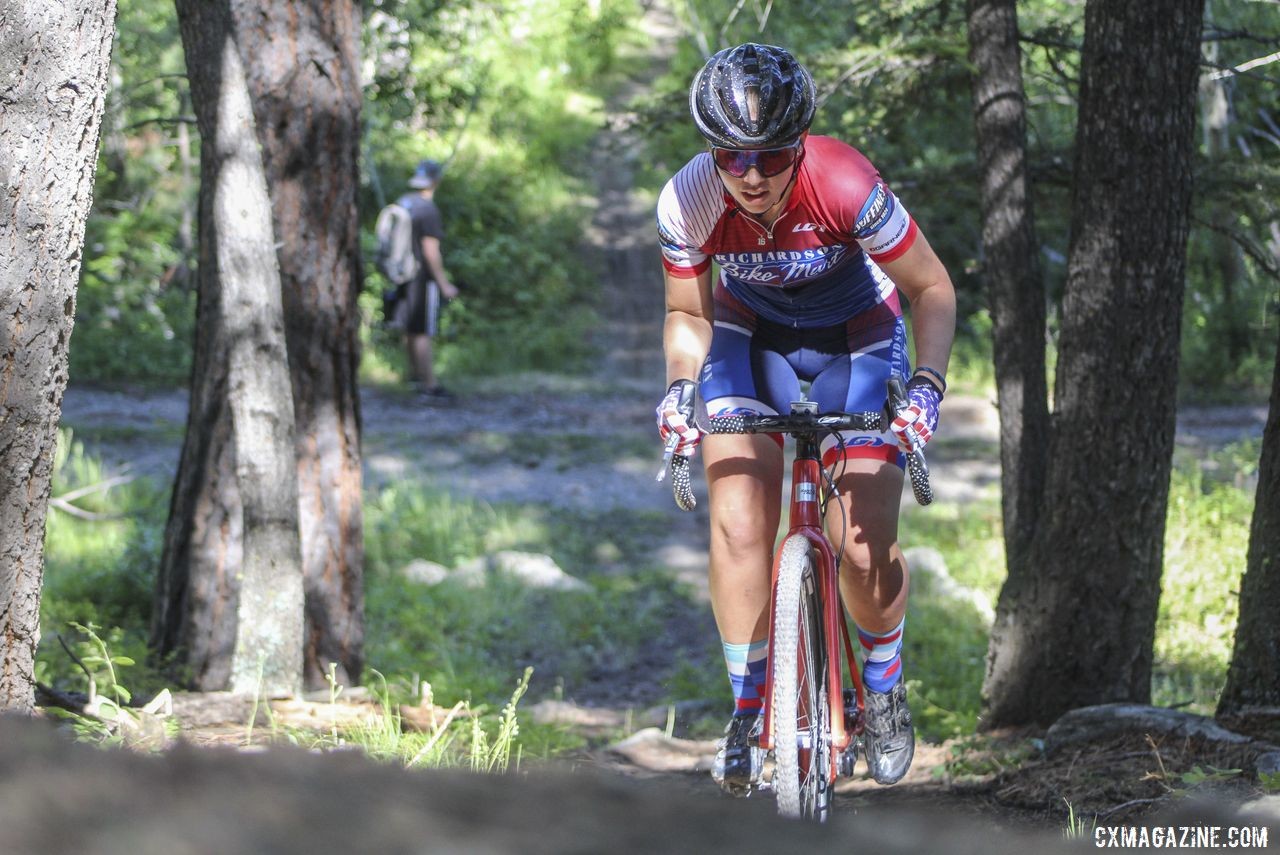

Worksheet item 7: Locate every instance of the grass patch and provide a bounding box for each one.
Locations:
[348,482,720,714]
[904,499,1006,600]
[1152,442,1257,713]
[906,595,991,741]
[38,430,170,699]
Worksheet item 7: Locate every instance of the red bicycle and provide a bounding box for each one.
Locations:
[666,377,931,821]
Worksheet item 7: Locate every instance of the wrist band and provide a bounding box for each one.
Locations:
[913,365,947,394]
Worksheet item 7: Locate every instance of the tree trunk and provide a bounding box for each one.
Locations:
[0,0,117,713]
[1217,334,1280,714]
[153,0,304,696]
[235,2,365,691]
[966,0,1050,576]
[981,0,1207,728]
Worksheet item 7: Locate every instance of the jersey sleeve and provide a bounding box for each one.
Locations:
[656,154,722,278]
[851,181,917,264]
[806,137,918,265]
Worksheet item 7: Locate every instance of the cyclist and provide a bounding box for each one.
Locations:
[655,43,956,790]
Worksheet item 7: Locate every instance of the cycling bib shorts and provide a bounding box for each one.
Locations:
[700,283,909,468]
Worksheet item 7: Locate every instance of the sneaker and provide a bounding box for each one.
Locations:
[863,678,914,785]
[711,712,764,795]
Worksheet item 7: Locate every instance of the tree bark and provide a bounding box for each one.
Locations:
[966,0,1050,576]
[236,1,365,690]
[0,0,117,713]
[981,0,1207,728]
[153,0,304,696]
[1217,333,1280,714]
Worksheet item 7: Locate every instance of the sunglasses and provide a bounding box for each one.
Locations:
[710,143,802,178]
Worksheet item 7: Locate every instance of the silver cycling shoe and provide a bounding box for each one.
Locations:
[711,712,764,796]
[863,678,915,785]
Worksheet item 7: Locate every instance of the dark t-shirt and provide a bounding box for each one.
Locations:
[397,193,444,266]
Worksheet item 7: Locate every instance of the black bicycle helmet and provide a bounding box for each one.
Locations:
[690,43,816,149]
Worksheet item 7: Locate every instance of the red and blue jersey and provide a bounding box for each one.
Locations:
[656,135,917,328]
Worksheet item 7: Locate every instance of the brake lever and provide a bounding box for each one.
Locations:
[656,433,680,482]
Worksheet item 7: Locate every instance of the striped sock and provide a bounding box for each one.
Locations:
[857,618,905,693]
[723,639,769,717]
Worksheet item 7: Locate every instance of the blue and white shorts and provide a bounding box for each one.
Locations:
[699,282,909,468]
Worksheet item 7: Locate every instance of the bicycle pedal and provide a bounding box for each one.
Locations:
[842,688,864,734]
[838,739,863,778]
[839,688,864,778]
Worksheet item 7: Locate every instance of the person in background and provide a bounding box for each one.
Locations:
[399,159,459,400]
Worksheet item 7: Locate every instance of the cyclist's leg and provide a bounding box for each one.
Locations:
[810,309,915,784]
[823,460,907,632]
[700,301,798,790]
[807,308,910,631]
[701,320,794,656]
[704,431,783,645]
[826,458,913,786]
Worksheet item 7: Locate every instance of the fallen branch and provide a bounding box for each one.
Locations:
[49,472,136,520]
[48,498,123,521]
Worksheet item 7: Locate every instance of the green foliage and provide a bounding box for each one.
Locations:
[78,0,647,388]
[38,429,168,699]
[938,734,1041,782]
[40,622,178,748]
[891,483,1001,741]
[74,0,194,387]
[66,621,135,707]
[1062,799,1096,840]
[1152,442,1257,713]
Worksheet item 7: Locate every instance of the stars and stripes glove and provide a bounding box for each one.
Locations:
[656,379,703,458]
[890,375,942,454]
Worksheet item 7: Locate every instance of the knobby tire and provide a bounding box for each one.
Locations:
[770,535,833,821]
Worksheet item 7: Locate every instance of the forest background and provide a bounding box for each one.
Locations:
[31,0,1280,783]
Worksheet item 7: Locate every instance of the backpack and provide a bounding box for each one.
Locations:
[374,202,420,285]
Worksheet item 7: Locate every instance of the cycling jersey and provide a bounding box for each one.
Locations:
[657,135,917,466]
[656,135,917,329]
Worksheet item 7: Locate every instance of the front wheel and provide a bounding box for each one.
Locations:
[770,535,833,821]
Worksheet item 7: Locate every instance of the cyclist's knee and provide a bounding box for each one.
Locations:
[839,542,877,580]
[711,508,775,559]
[840,541,905,586]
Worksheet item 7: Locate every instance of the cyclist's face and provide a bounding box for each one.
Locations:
[715,162,796,216]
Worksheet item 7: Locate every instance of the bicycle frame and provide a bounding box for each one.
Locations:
[756,410,865,783]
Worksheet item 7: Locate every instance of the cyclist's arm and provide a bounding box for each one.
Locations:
[420,235,457,298]
[878,230,956,382]
[663,267,715,386]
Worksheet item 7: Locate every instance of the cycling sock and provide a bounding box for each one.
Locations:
[857,618,904,693]
[723,638,769,717]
